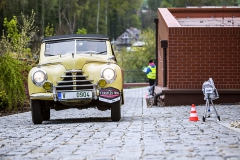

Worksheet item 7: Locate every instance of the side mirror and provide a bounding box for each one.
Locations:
[108,56,116,61]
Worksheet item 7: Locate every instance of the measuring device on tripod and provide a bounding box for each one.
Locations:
[202,78,221,122]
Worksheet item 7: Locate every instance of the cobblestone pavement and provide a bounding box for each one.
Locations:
[0,87,240,160]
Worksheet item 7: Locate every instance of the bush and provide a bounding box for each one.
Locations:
[0,54,29,111]
[0,91,8,110]
[0,11,36,112]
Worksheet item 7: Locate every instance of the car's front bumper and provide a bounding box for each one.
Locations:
[30,93,54,100]
[30,84,121,104]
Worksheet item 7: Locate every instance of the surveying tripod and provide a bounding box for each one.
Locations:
[202,93,221,122]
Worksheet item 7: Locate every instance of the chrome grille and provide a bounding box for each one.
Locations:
[56,69,94,91]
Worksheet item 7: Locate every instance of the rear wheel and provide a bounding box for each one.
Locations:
[111,98,121,122]
[31,100,43,124]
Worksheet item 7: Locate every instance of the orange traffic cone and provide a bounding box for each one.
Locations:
[189,104,199,121]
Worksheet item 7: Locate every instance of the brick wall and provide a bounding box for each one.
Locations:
[158,8,172,87]
[168,27,240,89]
[158,8,240,90]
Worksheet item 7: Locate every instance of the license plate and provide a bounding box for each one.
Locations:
[58,91,92,100]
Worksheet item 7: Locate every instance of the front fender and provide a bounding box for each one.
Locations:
[28,64,66,95]
[82,62,123,91]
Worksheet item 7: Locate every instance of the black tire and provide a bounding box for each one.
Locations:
[111,98,121,122]
[43,107,50,121]
[31,100,43,124]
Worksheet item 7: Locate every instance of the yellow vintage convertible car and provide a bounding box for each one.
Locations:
[28,34,124,124]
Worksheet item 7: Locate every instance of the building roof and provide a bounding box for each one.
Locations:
[126,27,141,39]
[159,7,240,27]
[177,17,240,27]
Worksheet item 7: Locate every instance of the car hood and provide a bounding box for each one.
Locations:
[38,54,112,70]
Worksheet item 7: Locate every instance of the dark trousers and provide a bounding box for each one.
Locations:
[148,79,155,86]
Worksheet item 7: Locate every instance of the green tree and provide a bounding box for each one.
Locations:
[161,1,173,7]
[108,0,143,39]
[2,10,37,59]
[0,0,146,40]
[116,28,155,83]
[148,0,162,11]
[76,28,87,34]
[45,23,54,37]
[0,0,239,41]
[3,16,20,53]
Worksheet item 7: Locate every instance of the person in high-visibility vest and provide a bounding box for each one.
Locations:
[145,60,156,86]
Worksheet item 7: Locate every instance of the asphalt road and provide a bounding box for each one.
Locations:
[0,87,240,160]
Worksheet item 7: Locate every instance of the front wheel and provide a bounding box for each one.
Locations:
[43,107,50,121]
[111,99,121,122]
[31,100,43,124]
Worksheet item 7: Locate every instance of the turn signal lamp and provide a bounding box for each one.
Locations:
[98,78,107,88]
[43,81,52,91]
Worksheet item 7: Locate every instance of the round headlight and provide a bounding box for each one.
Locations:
[101,66,116,84]
[31,69,47,86]
[103,68,114,80]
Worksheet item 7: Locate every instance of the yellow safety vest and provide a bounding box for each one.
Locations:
[147,65,156,79]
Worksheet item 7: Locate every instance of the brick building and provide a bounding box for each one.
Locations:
[155,7,240,106]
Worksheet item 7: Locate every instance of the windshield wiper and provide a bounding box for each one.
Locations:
[97,51,107,55]
[45,54,56,56]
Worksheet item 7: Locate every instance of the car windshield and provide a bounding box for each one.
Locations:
[45,40,107,56]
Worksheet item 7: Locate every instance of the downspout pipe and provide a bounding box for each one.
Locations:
[153,40,168,106]
[161,40,168,87]
[154,18,159,86]
[153,18,160,106]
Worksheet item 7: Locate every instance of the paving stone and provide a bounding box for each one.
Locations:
[0,87,240,159]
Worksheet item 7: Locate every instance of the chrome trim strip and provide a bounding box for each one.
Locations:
[93,84,98,100]
[56,89,93,92]
[57,80,93,84]
[58,98,92,101]
[55,84,94,88]
[60,75,88,78]
[53,85,57,101]
[65,70,83,73]
[30,93,53,99]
